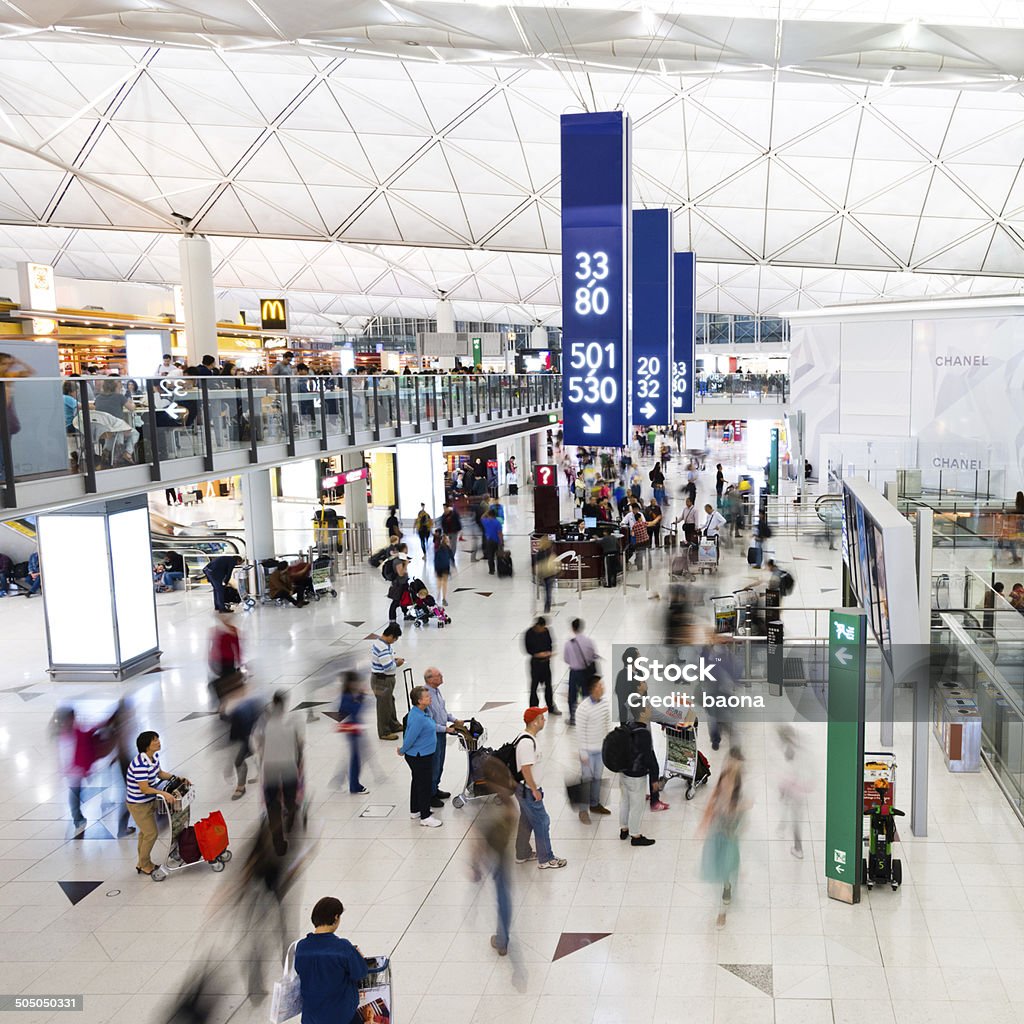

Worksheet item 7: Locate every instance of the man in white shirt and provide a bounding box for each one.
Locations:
[702,504,726,540]
[674,496,699,547]
[575,676,611,823]
[513,707,566,870]
[155,354,181,377]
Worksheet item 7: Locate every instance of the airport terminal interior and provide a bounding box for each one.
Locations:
[5,3,1024,1024]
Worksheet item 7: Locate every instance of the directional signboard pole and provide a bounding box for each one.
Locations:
[631,209,672,428]
[825,609,867,905]
[769,427,780,495]
[672,252,696,418]
[560,112,631,447]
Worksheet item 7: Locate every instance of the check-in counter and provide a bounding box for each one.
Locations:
[551,525,625,584]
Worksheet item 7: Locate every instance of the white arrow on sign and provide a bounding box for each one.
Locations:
[582,413,602,435]
[164,401,185,421]
[835,863,844,875]
[834,647,852,666]
[639,401,656,419]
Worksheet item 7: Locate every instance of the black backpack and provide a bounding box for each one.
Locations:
[494,734,534,784]
[601,725,635,773]
[381,557,398,583]
[778,569,795,596]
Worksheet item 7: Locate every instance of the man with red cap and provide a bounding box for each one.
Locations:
[512,706,567,870]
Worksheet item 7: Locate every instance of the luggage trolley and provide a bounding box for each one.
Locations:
[712,593,738,634]
[152,781,232,881]
[450,718,490,809]
[356,956,392,1023]
[310,555,338,600]
[696,538,719,574]
[863,753,897,814]
[233,563,257,611]
[660,717,711,800]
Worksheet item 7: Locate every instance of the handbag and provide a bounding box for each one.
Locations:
[269,941,301,1024]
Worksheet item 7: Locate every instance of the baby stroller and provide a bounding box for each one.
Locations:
[409,580,452,628]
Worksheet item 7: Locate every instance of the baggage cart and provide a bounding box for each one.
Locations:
[310,555,337,600]
[233,563,257,611]
[697,538,719,574]
[450,719,490,809]
[152,782,232,881]
[660,719,711,800]
[357,956,392,1023]
[712,593,738,634]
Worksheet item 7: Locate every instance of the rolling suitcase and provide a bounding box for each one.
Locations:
[496,549,513,578]
[747,545,763,568]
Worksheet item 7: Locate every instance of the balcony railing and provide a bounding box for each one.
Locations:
[696,372,788,403]
[0,372,561,510]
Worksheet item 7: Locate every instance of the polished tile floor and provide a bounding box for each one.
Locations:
[1,443,1022,1024]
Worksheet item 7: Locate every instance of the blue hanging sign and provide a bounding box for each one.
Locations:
[673,251,696,416]
[631,209,673,426]
[560,111,631,447]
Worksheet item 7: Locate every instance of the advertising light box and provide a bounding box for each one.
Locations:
[631,209,673,427]
[673,251,696,416]
[560,111,631,447]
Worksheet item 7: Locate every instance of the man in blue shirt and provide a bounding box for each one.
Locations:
[294,896,367,1024]
[423,667,464,808]
[481,509,503,575]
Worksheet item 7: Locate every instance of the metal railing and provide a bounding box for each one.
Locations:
[695,372,788,403]
[0,372,561,510]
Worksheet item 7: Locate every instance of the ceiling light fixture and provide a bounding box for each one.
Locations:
[892,64,906,71]
[405,40,420,46]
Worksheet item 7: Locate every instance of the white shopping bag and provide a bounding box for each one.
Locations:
[269,941,301,1023]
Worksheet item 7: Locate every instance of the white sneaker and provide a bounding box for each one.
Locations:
[410,813,421,820]
[538,857,567,869]
[420,815,443,828]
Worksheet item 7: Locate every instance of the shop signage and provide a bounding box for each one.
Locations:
[631,209,673,426]
[260,298,288,331]
[561,111,631,447]
[825,610,866,904]
[321,467,368,489]
[672,252,695,416]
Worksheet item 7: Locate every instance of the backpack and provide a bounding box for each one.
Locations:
[416,512,433,534]
[777,569,795,596]
[493,734,535,784]
[601,725,635,773]
[381,557,398,583]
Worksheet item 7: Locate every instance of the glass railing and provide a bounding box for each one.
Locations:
[695,373,788,403]
[0,372,561,509]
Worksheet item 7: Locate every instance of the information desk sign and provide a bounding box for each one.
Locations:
[825,610,867,905]
[631,209,673,427]
[534,465,557,488]
[672,252,696,416]
[560,111,631,447]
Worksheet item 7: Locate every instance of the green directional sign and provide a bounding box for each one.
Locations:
[769,426,780,495]
[471,336,483,367]
[825,609,867,904]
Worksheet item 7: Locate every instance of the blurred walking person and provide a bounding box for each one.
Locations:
[253,691,304,855]
[699,748,750,928]
[575,675,611,823]
[472,755,518,956]
[337,671,370,796]
[226,688,263,801]
[777,726,810,859]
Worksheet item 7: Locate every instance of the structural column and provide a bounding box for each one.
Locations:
[341,450,368,527]
[242,468,276,563]
[178,235,218,367]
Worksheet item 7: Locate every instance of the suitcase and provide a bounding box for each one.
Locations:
[747,545,763,568]
[496,550,513,578]
[509,484,519,496]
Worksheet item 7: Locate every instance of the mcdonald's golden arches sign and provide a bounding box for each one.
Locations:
[259,298,288,331]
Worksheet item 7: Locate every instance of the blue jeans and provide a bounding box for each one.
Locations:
[161,571,183,589]
[347,733,362,793]
[541,574,554,612]
[432,732,447,795]
[567,668,590,721]
[493,856,511,948]
[581,750,604,808]
[515,787,553,863]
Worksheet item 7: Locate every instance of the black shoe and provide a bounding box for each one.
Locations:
[620,828,629,841]
[435,790,451,799]
[430,797,445,808]
[548,707,563,717]
[631,836,656,847]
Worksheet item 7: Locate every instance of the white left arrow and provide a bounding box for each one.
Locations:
[582,413,601,435]
[639,401,656,419]
[164,401,185,421]
[834,647,852,666]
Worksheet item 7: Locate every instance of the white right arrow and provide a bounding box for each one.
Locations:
[582,413,601,435]
[640,401,656,419]
[834,647,852,666]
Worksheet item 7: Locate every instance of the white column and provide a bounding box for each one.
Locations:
[341,451,368,526]
[178,235,218,367]
[436,297,455,334]
[242,469,276,562]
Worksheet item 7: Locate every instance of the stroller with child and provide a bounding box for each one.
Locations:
[407,579,452,629]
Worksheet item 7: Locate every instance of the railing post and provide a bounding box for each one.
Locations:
[283,378,296,458]
[414,376,423,434]
[318,378,328,451]
[145,378,162,481]
[200,378,215,471]
[0,381,17,508]
[78,379,97,493]
[371,377,381,441]
[346,376,356,445]
[247,378,258,464]
[431,378,439,431]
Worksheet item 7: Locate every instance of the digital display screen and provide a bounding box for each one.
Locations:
[561,111,630,448]
[632,208,673,426]
[584,516,597,529]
